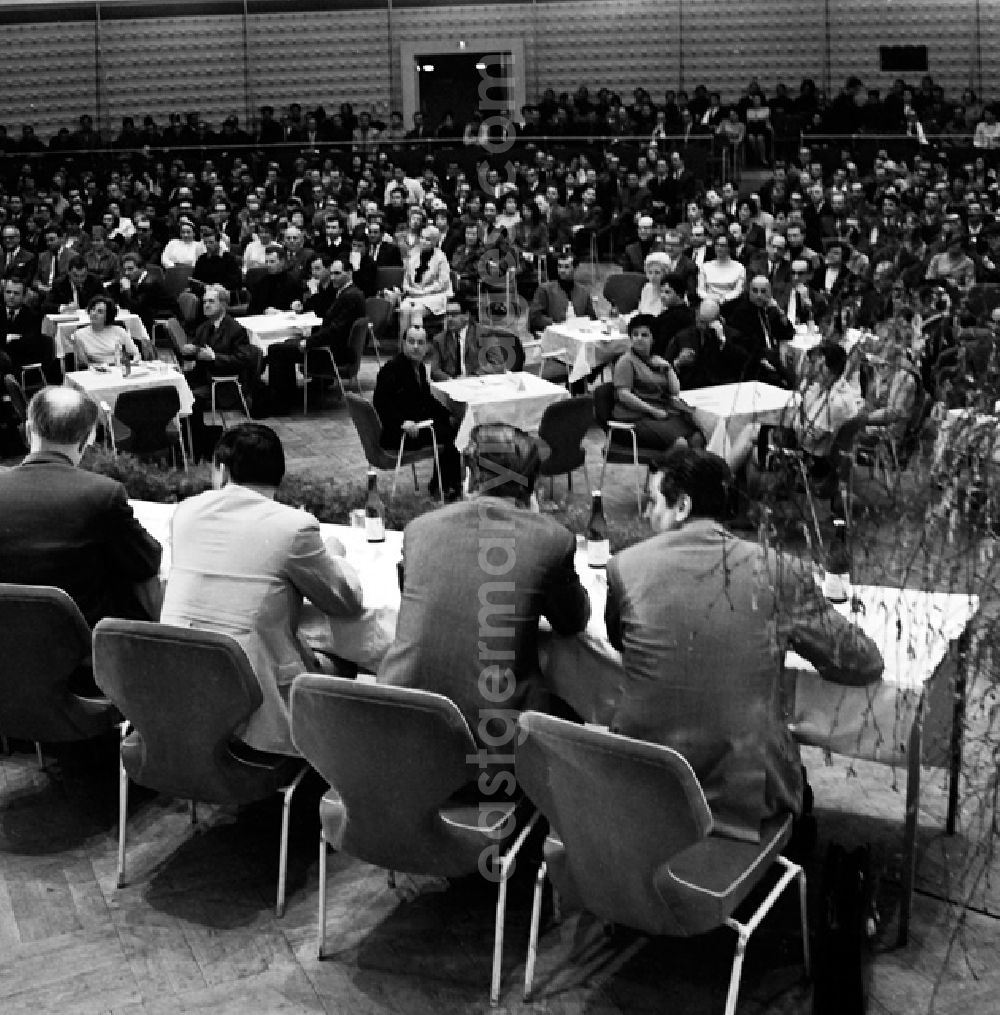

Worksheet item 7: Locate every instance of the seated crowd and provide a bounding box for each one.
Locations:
[0,74,997,959]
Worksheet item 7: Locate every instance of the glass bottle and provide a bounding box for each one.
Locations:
[586,491,610,568]
[822,518,851,603]
[364,468,386,543]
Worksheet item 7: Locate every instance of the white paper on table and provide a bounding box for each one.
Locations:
[569,343,591,383]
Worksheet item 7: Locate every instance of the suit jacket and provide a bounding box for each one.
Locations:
[190,252,242,301]
[528,280,596,333]
[606,519,883,841]
[0,452,162,627]
[310,282,365,361]
[372,353,451,448]
[368,241,404,269]
[116,271,175,331]
[248,270,303,315]
[1,247,37,285]
[721,295,794,381]
[379,498,590,755]
[42,272,103,315]
[160,484,363,754]
[34,250,62,294]
[187,313,254,390]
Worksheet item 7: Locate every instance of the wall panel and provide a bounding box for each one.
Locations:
[1,20,96,139]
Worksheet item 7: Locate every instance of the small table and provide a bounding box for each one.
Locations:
[682,381,797,459]
[541,317,631,383]
[237,312,323,353]
[430,371,569,451]
[133,501,403,675]
[44,310,150,360]
[65,363,195,417]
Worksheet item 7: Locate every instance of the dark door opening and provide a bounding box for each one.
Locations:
[416,52,511,137]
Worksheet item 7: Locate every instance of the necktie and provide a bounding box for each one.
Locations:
[788,288,798,325]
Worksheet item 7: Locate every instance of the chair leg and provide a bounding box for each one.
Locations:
[410,462,419,491]
[387,870,397,888]
[275,765,308,918]
[317,831,328,959]
[34,742,44,769]
[117,743,129,889]
[724,926,750,1015]
[429,431,444,505]
[491,811,540,1006]
[523,860,548,1001]
[191,800,198,824]
[797,865,811,976]
[392,435,408,504]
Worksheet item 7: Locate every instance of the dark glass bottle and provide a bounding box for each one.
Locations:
[364,468,386,543]
[586,490,610,568]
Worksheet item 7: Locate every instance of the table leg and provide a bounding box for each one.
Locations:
[946,630,970,836]
[898,695,923,947]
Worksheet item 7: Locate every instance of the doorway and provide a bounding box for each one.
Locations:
[415,53,512,137]
[400,36,527,136]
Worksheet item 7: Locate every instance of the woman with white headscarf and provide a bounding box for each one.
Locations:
[638,251,673,315]
[400,225,453,335]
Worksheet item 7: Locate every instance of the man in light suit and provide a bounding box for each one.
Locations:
[605,448,882,842]
[160,424,363,756]
[426,302,526,379]
[379,424,591,769]
[528,251,596,333]
[0,387,162,627]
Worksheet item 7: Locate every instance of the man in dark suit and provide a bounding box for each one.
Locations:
[190,228,241,303]
[267,257,365,412]
[528,251,596,333]
[372,326,462,498]
[366,220,403,270]
[1,225,37,286]
[42,256,102,315]
[0,386,162,627]
[0,278,54,380]
[620,216,660,274]
[180,284,256,458]
[248,245,304,315]
[116,252,175,333]
[34,227,65,302]
[721,276,795,385]
[379,423,590,763]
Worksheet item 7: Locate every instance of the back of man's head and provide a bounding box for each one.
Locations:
[819,342,848,378]
[213,423,285,488]
[27,387,98,452]
[657,447,731,520]
[469,423,540,504]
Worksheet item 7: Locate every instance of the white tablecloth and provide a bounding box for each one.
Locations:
[541,318,630,382]
[237,312,323,352]
[430,371,569,451]
[134,497,978,766]
[44,310,150,359]
[133,501,403,674]
[65,364,195,417]
[682,381,797,459]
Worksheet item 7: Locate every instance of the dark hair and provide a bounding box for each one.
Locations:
[628,313,658,336]
[122,251,145,268]
[214,423,285,486]
[657,447,732,520]
[819,342,848,377]
[27,386,98,446]
[469,423,540,503]
[87,293,119,323]
[67,254,88,272]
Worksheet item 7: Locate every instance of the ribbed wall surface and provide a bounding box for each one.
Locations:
[0,19,97,139]
[0,2,992,139]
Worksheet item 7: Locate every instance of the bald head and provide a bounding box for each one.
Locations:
[27,386,98,462]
